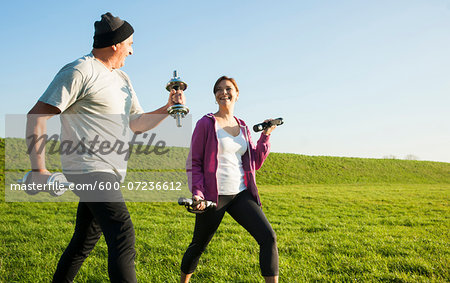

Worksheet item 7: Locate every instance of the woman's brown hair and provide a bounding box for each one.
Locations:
[213,76,239,94]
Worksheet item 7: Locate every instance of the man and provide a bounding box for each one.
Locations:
[26,12,185,282]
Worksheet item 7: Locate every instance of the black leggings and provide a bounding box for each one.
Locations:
[181,189,279,276]
[52,172,136,283]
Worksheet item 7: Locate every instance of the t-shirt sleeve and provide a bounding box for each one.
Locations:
[38,68,84,113]
[118,70,144,116]
[130,91,144,115]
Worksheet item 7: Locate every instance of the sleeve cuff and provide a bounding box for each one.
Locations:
[260,132,271,142]
[192,189,205,199]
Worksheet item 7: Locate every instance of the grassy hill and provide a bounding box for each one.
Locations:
[1,138,449,281]
[2,137,449,185]
[258,153,450,185]
[0,138,3,183]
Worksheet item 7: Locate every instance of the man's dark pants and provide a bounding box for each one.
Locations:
[52,172,136,283]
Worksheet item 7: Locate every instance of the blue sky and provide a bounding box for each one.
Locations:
[1,0,449,162]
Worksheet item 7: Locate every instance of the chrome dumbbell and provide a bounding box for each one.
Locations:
[17,171,73,197]
[178,197,217,213]
[166,70,189,127]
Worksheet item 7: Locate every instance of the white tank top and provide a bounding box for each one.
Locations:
[216,123,248,195]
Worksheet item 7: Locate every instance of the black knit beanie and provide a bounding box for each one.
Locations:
[93,12,134,48]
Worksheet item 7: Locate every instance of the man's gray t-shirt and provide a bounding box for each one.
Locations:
[39,53,144,181]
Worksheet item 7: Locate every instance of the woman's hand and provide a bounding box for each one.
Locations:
[263,119,277,135]
[193,195,206,210]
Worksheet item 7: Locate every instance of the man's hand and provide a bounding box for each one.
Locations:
[27,170,52,185]
[168,88,186,106]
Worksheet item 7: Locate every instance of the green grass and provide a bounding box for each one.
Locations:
[1,138,449,282]
[0,184,449,282]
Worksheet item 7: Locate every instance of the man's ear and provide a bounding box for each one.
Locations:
[112,44,119,51]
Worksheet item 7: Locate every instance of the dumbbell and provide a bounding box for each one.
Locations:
[17,171,73,197]
[166,70,190,127]
[253,118,284,132]
[178,197,217,213]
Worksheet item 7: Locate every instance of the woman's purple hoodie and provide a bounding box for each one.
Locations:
[186,113,271,206]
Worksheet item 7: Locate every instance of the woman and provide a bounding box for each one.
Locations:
[180,76,279,283]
